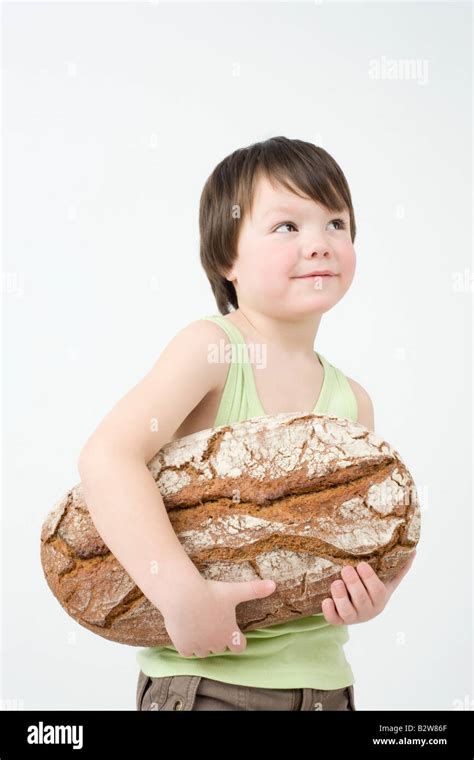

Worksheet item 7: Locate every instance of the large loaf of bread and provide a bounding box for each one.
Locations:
[40,412,420,647]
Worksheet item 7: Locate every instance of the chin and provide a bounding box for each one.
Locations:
[292,295,339,314]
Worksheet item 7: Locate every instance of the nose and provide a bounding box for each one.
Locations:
[301,232,333,260]
[302,244,332,260]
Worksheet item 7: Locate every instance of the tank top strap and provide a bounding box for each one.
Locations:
[201,314,264,425]
[202,314,247,347]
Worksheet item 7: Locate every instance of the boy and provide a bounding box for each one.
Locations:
[78,136,415,711]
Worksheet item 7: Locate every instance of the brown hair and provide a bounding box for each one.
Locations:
[199,136,356,315]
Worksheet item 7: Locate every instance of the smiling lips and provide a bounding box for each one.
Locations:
[294,271,337,278]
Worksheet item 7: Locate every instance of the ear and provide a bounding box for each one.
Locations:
[221,266,236,283]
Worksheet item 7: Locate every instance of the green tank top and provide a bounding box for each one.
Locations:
[136,314,358,689]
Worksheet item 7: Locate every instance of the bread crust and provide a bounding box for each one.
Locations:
[41,412,420,647]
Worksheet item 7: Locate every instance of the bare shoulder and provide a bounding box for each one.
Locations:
[159,317,231,390]
[181,315,234,388]
[346,376,375,432]
[78,317,231,466]
[175,317,232,354]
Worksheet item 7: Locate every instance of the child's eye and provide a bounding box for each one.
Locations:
[328,218,346,230]
[274,221,298,233]
[273,218,346,234]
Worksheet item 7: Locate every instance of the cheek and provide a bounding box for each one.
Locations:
[339,244,356,281]
[252,242,296,283]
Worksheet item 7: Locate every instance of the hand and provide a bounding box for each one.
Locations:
[321,550,417,625]
[161,576,277,658]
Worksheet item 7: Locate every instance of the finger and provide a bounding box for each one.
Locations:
[341,565,374,614]
[321,597,344,625]
[231,579,276,604]
[331,579,358,623]
[355,562,387,607]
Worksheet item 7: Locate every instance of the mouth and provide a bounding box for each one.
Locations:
[294,273,337,279]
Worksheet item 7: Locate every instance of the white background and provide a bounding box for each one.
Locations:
[3,0,472,710]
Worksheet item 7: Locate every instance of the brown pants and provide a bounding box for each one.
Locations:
[136,670,356,711]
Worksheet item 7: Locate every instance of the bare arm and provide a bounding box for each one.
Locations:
[77,319,226,616]
[78,455,203,613]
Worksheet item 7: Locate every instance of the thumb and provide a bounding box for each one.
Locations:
[231,578,276,605]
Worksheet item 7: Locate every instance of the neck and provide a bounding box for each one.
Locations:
[231,306,322,359]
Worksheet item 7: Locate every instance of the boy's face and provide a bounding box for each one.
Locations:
[226,173,356,318]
